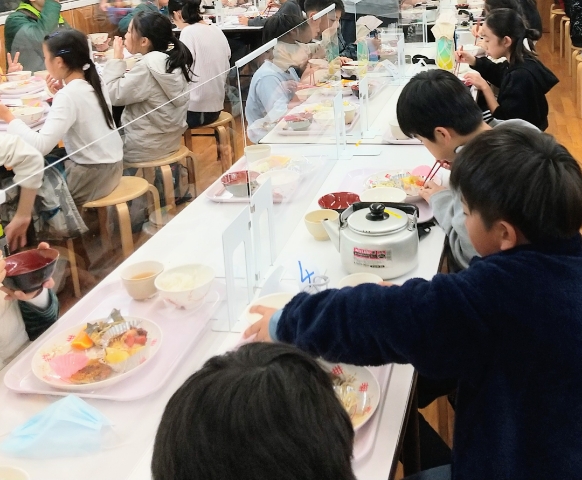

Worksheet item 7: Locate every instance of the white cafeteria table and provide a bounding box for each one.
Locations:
[0,144,445,480]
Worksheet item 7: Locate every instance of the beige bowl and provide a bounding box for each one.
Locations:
[304,209,339,241]
[88,32,109,45]
[21,92,44,107]
[0,466,29,480]
[343,103,357,124]
[155,264,215,309]
[33,70,49,80]
[11,106,44,125]
[121,261,164,300]
[245,144,271,164]
[5,71,31,82]
[388,118,408,140]
[338,272,383,288]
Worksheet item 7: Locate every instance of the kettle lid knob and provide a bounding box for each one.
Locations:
[366,203,389,221]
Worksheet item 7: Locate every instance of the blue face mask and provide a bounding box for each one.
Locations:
[0,395,112,458]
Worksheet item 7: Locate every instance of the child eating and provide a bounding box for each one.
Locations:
[245,124,582,479]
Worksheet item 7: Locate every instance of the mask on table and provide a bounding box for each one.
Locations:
[0,395,112,458]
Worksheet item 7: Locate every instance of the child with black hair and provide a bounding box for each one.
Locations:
[458,8,557,131]
[152,342,356,480]
[395,69,536,270]
[238,0,302,27]
[0,29,123,206]
[246,125,582,479]
[104,11,193,163]
[168,0,231,129]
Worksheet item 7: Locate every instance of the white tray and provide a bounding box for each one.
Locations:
[275,110,361,137]
[353,364,393,463]
[4,279,223,401]
[382,132,422,145]
[337,168,435,223]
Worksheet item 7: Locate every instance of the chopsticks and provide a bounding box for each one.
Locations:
[453,45,463,76]
[423,160,443,187]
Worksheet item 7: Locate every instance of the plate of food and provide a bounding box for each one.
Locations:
[31,311,162,391]
[320,361,380,431]
[364,166,442,202]
[0,78,45,95]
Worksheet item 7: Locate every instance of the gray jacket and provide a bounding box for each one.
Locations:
[103,51,189,163]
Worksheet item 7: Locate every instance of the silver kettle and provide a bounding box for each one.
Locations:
[322,202,419,279]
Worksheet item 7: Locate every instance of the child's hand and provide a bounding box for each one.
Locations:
[339,56,352,65]
[243,305,277,342]
[46,75,63,95]
[455,48,476,67]
[462,71,487,90]
[471,23,482,38]
[420,180,446,202]
[5,213,31,251]
[0,243,56,301]
[6,53,23,74]
[0,102,15,123]
[113,36,125,60]
[238,15,249,25]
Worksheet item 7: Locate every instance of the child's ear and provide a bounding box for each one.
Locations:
[433,126,452,145]
[497,220,519,251]
[502,36,512,49]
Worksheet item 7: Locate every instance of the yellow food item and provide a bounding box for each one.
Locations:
[105,348,130,364]
[71,328,94,350]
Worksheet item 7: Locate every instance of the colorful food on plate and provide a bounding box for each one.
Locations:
[366,170,433,198]
[69,359,114,384]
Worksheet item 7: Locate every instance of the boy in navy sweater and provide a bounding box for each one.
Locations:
[245,125,582,480]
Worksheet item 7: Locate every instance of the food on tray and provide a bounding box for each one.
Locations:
[105,327,147,363]
[69,359,114,384]
[367,171,427,197]
[156,271,198,291]
[250,155,291,174]
[71,329,94,350]
[283,112,313,131]
[329,367,372,428]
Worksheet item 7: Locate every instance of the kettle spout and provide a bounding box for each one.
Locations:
[322,218,340,251]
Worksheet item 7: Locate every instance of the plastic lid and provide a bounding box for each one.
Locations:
[347,203,408,235]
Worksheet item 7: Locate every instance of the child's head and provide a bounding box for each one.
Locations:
[126,11,193,81]
[481,8,538,63]
[484,0,540,40]
[168,0,202,28]
[397,69,484,162]
[152,343,356,480]
[43,29,115,129]
[262,13,305,43]
[303,0,336,36]
[451,125,582,255]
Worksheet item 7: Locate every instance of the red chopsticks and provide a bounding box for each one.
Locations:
[423,160,443,187]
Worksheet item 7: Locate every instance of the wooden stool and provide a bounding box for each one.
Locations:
[83,176,162,260]
[124,146,197,211]
[567,21,582,76]
[183,111,239,173]
[561,15,571,58]
[577,54,582,117]
[550,5,566,53]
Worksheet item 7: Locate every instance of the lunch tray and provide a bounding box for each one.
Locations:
[337,168,435,223]
[275,110,361,136]
[4,279,222,401]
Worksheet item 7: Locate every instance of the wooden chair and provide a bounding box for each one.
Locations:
[561,15,571,58]
[124,145,197,211]
[566,21,582,76]
[577,54,582,117]
[551,5,566,53]
[183,111,239,173]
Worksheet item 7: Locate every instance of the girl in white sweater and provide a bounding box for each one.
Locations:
[168,0,231,128]
[0,29,124,206]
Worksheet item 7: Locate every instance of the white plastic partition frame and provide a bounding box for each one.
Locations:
[249,179,276,284]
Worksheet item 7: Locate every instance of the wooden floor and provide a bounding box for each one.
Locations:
[55,30,573,479]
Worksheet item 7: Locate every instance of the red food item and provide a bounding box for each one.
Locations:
[125,335,135,347]
[134,335,147,346]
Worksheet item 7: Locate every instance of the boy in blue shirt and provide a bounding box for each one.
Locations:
[245,125,582,479]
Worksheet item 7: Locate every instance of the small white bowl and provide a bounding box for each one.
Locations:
[360,187,407,203]
[304,208,339,241]
[11,106,44,125]
[313,110,335,127]
[243,292,296,324]
[20,92,44,107]
[388,118,408,140]
[256,170,300,199]
[120,260,164,300]
[245,144,271,164]
[155,264,215,309]
[343,103,357,124]
[338,273,383,288]
[0,466,30,480]
[88,32,109,45]
[296,87,323,101]
[5,71,31,82]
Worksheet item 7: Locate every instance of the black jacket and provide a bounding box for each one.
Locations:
[473,56,558,131]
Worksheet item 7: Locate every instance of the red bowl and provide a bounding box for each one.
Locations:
[318,192,361,213]
[3,248,59,293]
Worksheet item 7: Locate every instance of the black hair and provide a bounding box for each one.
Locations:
[304,0,334,14]
[44,29,115,129]
[131,11,193,81]
[484,0,541,39]
[484,8,538,64]
[450,125,582,244]
[167,0,203,23]
[396,69,483,141]
[262,13,305,43]
[152,342,356,480]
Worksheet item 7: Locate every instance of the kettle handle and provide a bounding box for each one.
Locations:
[340,202,420,226]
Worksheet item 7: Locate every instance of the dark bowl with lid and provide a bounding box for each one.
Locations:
[3,248,59,293]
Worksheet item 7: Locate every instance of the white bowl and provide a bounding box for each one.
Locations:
[256,169,300,199]
[154,264,215,309]
[313,110,335,127]
[296,87,323,101]
[0,466,30,480]
[5,71,31,82]
[120,260,164,300]
[388,118,408,140]
[245,144,271,164]
[360,187,407,203]
[338,273,383,288]
[88,33,109,45]
[343,103,357,124]
[243,292,296,324]
[11,106,44,125]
